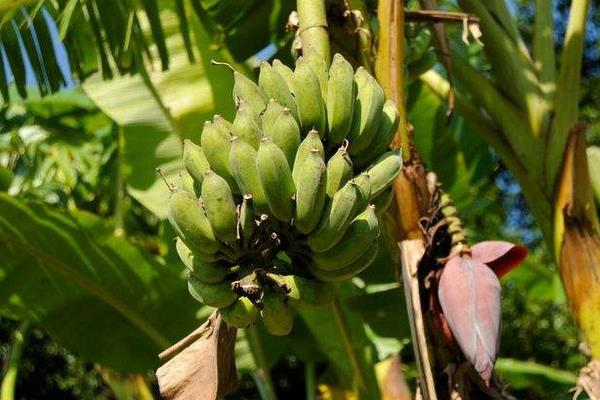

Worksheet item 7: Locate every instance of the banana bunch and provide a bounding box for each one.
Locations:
[167,52,402,336]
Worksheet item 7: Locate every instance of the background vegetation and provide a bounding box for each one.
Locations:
[0,0,598,399]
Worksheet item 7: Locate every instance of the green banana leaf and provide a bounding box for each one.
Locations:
[298,282,381,399]
[0,193,198,372]
[495,358,577,397]
[83,4,237,219]
[407,81,496,209]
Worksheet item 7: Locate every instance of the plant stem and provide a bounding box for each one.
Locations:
[545,0,591,193]
[330,295,365,391]
[305,362,316,400]
[1,321,30,400]
[375,0,408,154]
[533,0,556,85]
[246,327,278,400]
[113,126,126,237]
[297,0,331,65]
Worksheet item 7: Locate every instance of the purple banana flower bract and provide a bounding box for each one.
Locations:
[437,241,527,385]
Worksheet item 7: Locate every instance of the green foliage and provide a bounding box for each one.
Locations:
[0,0,594,399]
[0,193,199,372]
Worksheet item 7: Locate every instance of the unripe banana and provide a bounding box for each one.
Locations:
[372,187,394,216]
[188,273,237,308]
[175,238,226,269]
[201,170,238,242]
[168,190,220,254]
[293,148,327,234]
[325,145,353,200]
[200,121,238,193]
[354,100,400,170]
[303,46,329,99]
[307,180,360,253]
[309,241,379,282]
[292,130,324,183]
[367,150,403,199]
[229,137,269,213]
[175,237,195,269]
[266,273,333,306]
[178,169,196,195]
[261,100,285,135]
[326,54,356,146]
[257,138,296,223]
[312,205,379,271]
[266,108,301,167]
[183,139,210,191]
[191,258,231,284]
[220,296,259,328]
[232,102,262,149]
[213,114,233,133]
[353,172,372,212]
[258,62,298,121]
[292,58,326,135]
[261,290,293,336]
[272,59,294,89]
[347,68,384,155]
[233,71,268,114]
[238,194,256,248]
[237,99,261,123]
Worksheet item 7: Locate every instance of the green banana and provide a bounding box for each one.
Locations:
[175,237,226,265]
[292,58,326,135]
[175,237,194,269]
[372,187,394,216]
[312,205,379,271]
[347,68,384,155]
[261,290,293,336]
[229,137,269,213]
[309,241,379,282]
[238,194,256,248]
[233,71,268,114]
[257,138,296,223]
[183,139,210,190]
[191,258,231,284]
[261,100,285,135]
[354,99,399,169]
[272,59,294,89]
[367,150,403,199]
[188,273,237,308]
[292,130,324,183]
[258,62,298,121]
[266,273,333,306]
[353,172,372,211]
[220,297,259,328]
[201,170,238,242]
[232,101,262,149]
[293,148,327,234]
[168,190,221,255]
[325,145,354,199]
[307,180,360,253]
[267,108,301,167]
[303,46,329,99]
[326,54,356,146]
[178,169,196,195]
[213,114,233,133]
[200,121,238,192]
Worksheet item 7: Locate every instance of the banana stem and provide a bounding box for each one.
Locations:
[1,321,30,400]
[246,327,278,400]
[297,0,331,65]
[305,362,317,400]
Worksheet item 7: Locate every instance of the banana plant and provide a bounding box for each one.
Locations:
[418,1,599,392]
